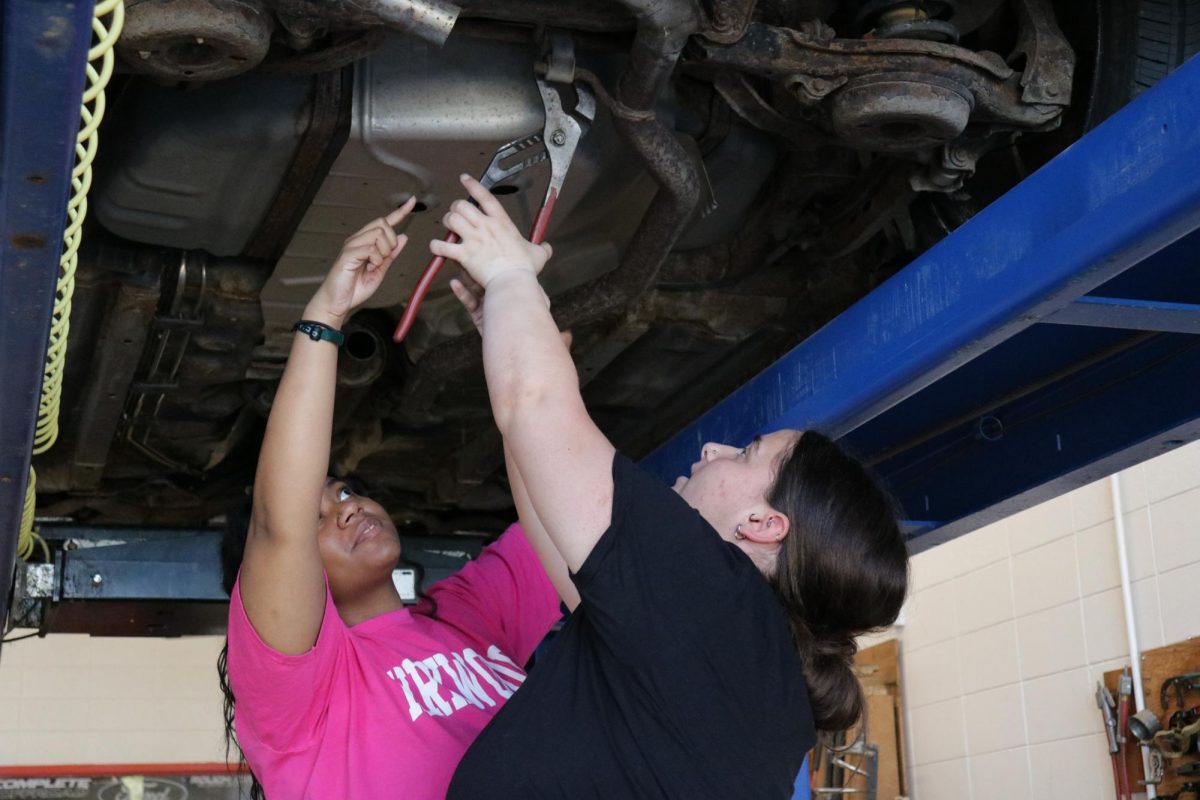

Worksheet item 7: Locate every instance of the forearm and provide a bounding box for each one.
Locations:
[482,271,613,571]
[505,443,580,611]
[252,302,343,538]
[482,271,582,433]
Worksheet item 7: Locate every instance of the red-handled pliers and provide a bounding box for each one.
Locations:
[529,77,596,244]
[393,79,596,343]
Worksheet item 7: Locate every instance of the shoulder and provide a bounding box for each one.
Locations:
[577,454,731,582]
[427,524,546,604]
[227,574,347,666]
[422,524,561,659]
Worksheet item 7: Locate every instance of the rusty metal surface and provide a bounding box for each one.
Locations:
[119,0,275,80]
[30,0,1099,536]
[273,0,459,45]
[712,72,827,147]
[458,0,635,32]
[829,73,973,151]
[120,0,460,81]
[694,21,1069,133]
[1012,0,1075,107]
[702,0,759,44]
[119,255,270,475]
[616,0,704,109]
[259,29,388,74]
[242,68,354,261]
[70,278,161,490]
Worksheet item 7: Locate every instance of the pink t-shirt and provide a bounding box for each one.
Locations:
[226,524,561,800]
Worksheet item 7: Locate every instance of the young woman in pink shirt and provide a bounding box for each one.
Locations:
[216,201,564,799]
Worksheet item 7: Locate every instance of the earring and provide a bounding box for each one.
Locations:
[734,524,746,541]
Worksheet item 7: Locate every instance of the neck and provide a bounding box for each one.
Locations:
[337,583,405,627]
[736,541,779,578]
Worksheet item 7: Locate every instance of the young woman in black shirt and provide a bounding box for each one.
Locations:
[435,174,910,799]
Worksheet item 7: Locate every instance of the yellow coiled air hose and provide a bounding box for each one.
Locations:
[17,0,124,563]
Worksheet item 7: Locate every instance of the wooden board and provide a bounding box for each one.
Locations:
[810,638,907,800]
[1103,638,1200,798]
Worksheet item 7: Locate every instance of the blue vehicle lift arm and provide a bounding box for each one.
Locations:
[0,2,93,627]
[644,52,1200,552]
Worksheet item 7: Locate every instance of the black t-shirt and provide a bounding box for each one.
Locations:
[447,454,815,799]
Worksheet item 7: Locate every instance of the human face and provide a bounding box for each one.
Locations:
[672,429,801,542]
[316,479,401,599]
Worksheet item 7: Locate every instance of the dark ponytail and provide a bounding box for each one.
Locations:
[766,431,909,732]
[217,493,266,799]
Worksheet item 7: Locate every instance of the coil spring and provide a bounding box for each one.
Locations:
[18,0,125,562]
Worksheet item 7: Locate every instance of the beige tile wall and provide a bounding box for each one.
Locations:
[0,634,228,765]
[1,441,1197,773]
[895,439,1200,800]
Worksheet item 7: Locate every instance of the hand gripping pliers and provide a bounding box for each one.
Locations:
[392,75,596,343]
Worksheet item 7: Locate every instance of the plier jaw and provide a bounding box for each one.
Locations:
[530,78,596,244]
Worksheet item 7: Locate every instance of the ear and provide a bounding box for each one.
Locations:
[738,510,791,545]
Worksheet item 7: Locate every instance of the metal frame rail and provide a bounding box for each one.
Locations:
[0,2,94,627]
[644,53,1200,552]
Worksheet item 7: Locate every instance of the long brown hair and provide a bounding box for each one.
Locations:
[766,431,909,731]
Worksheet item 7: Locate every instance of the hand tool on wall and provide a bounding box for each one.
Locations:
[1098,682,1128,800]
[1118,669,1133,800]
[1143,747,1166,788]
[392,40,596,344]
[1162,674,1200,711]
[1154,706,1200,759]
[1131,707,1165,743]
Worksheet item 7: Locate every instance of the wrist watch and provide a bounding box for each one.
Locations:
[293,319,345,347]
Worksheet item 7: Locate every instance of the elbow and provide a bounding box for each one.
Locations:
[492,381,557,435]
[246,505,271,543]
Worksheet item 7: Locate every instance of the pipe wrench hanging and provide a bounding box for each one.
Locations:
[392,73,596,343]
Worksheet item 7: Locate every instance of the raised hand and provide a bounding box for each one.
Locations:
[431,175,553,289]
[309,198,417,326]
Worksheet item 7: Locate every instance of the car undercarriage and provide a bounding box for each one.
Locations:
[27,0,1170,543]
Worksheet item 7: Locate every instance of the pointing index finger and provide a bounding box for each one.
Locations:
[385,196,418,227]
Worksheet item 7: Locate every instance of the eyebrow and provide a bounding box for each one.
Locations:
[749,435,763,454]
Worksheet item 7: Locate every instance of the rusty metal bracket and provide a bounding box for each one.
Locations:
[1011,0,1075,107]
[691,21,1071,132]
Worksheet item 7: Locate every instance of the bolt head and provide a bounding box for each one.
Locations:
[91,573,103,586]
[551,130,567,146]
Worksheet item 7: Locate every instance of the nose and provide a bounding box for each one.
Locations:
[700,442,739,463]
[336,496,361,527]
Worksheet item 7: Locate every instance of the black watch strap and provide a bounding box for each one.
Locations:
[293,319,345,347]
